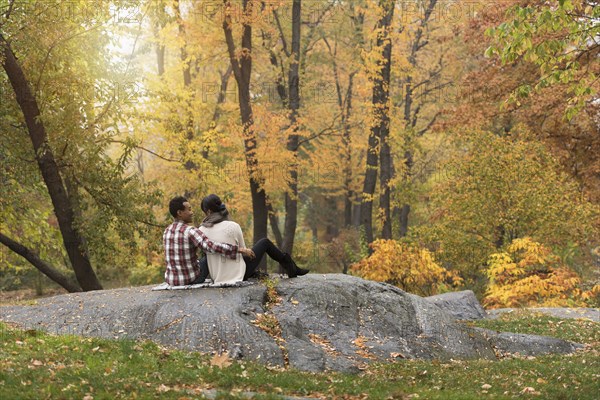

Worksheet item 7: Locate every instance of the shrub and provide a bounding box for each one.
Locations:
[351,239,462,296]
[484,237,598,308]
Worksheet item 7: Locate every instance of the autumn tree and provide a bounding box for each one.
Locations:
[1,1,159,291]
[391,0,456,238]
[418,129,599,289]
[361,0,395,244]
[222,0,269,247]
[450,0,600,203]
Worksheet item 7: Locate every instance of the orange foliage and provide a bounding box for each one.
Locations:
[484,237,597,308]
[351,239,462,296]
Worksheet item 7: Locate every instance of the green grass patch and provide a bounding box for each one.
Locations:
[0,311,598,399]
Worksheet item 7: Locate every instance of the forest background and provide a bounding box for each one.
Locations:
[1,0,599,307]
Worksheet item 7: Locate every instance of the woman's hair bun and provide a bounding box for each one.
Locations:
[201,194,227,213]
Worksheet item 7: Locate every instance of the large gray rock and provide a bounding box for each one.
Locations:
[0,274,582,372]
[475,329,584,356]
[425,290,487,320]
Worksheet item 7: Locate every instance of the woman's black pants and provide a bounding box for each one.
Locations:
[242,238,285,280]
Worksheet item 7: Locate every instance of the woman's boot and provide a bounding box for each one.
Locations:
[281,253,309,277]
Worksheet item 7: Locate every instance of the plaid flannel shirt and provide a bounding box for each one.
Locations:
[163,221,238,286]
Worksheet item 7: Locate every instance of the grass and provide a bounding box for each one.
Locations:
[0,310,598,399]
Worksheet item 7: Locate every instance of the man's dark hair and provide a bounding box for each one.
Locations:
[169,196,188,218]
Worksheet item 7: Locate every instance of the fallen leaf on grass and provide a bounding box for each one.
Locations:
[157,384,171,393]
[210,352,232,369]
[521,387,540,395]
[481,384,492,390]
[31,360,43,367]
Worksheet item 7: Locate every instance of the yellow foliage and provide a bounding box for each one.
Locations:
[484,237,594,308]
[351,239,462,296]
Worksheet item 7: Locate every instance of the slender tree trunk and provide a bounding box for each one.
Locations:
[223,0,268,252]
[340,74,355,228]
[281,0,301,254]
[1,35,102,291]
[203,65,233,159]
[174,0,197,171]
[156,44,165,76]
[361,0,395,245]
[174,0,192,87]
[267,203,283,248]
[397,0,437,237]
[0,233,82,293]
[398,149,414,236]
[153,21,165,76]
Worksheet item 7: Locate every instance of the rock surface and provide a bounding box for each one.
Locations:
[0,274,583,372]
[474,328,584,356]
[425,290,488,320]
[487,307,599,322]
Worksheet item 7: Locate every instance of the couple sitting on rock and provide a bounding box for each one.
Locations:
[163,195,308,286]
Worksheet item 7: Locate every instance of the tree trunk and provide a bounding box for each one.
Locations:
[1,35,102,291]
[398,150,414,237]
[153,18,165,76]
[151,1,167,76]
[174,0,197,171]
[281,0,302,255]
[0,233,81,293]
[378,1,395,240]
[397,0,438,238]
[342,74,355,227]
[223,0,268,255]
[361,0,395,245]
[204,65,233,158]
[267,203,283,248]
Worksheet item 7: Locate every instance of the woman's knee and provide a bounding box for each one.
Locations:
[255,237,272,247]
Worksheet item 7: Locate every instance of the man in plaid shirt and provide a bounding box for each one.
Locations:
[163,196,255,286]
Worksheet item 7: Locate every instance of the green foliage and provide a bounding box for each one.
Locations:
[0,0,164,285]
[128,251,164,286]
[321,227,366,274]
[485,0,600,118]
[418,130,600,290]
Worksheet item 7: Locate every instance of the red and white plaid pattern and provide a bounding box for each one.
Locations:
[163,221,238,286]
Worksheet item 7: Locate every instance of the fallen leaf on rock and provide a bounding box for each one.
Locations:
[210,352,232,369]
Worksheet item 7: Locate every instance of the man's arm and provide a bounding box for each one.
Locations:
[189,227,238,259]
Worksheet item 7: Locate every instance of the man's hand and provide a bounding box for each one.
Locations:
[239,248,255,259]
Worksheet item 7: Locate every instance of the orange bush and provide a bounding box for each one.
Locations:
[484,237,597,308]
[351,239,462,296]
